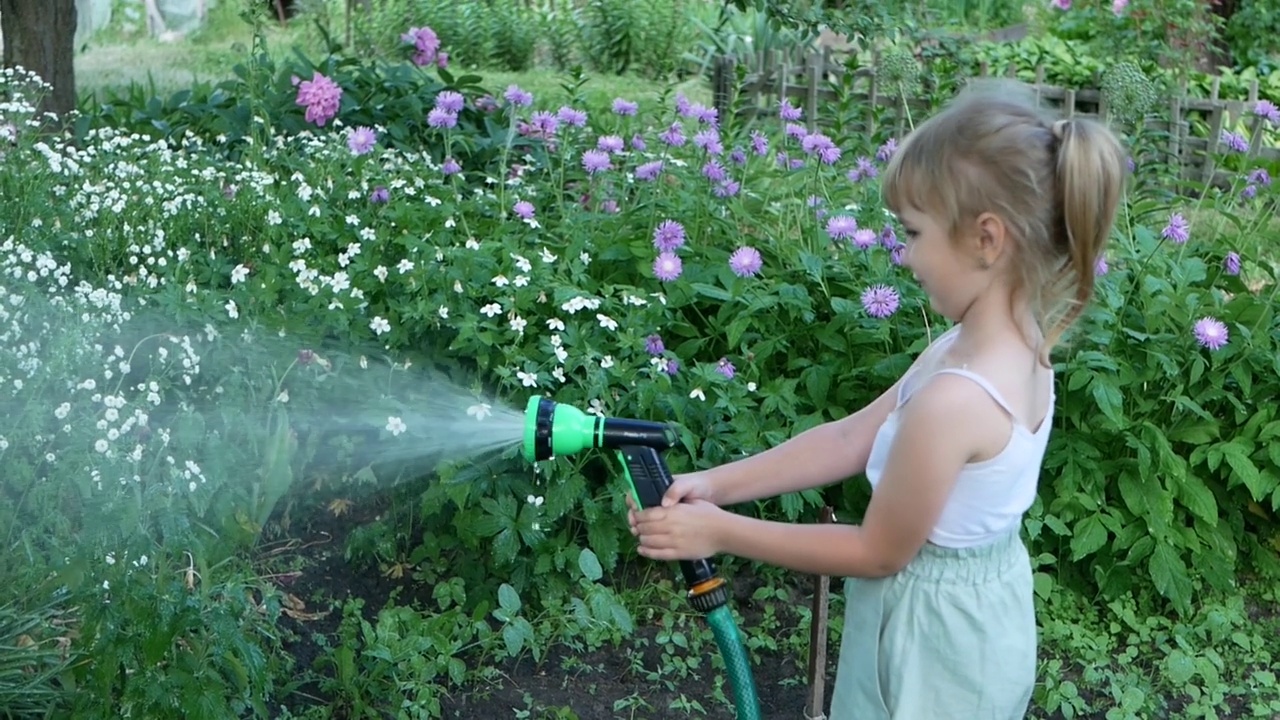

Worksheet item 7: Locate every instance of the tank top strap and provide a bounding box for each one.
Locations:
[929,367,1017,418]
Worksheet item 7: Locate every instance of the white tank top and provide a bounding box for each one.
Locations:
[864,329,1054,548]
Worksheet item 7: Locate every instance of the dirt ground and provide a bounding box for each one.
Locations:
[269,495,833,720]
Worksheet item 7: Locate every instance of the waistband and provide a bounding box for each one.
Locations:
[900,527,1028,585]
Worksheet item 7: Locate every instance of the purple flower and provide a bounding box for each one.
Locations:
[664,358,680,375]
[779,100,802,121]
[435,90,465,113]
[602,199,619,213]
[513,200,535,219]
[890,243,906,266]
[441,157,461,175]
[693,128,723,155]
[630,134,646,151]
[714,179,740,197]
[730,147,746,165]
[852,229,877,249]
[1242,184,1257,201]
[879,225,898,249]
[660,122,686,146]
[716,358,736,379]
[1094,255,1108,275]
[702,160,727,183]
[826,215,858,241]
[294,72,342,127]
[847,156,878,182]
[1193,317,1228,350]
[557,106,588,126]
[1220,130,1248,153]
[645,334,665,355]
[1253,99,1280,125]
[1247,168,1270,186]
[347,126,377,155]
[504,85,533,107]
[1224,251,1241,275]
[612,98,638,115]
[861,285,900,318]
[427,108,457,128]
[653,251,682,282]
[750,131,768,156]
[529,111,558,134]
[801,133,841,164]
[635,160,664,181]
[653,220,686,252]
[876,139,897,162]
[401,26,442,66]
[370,186,389,204]
[728,246,763,278]
[1162,213,1190,244]
[597,135,625,153]
[582,149,612,174]
[785,123,808,140]
[1051,0,1070,9]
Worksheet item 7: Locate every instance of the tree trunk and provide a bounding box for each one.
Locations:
[1,0,78,120]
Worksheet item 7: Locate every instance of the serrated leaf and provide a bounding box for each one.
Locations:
[494,527,519,565]
[1220,441,1269,500]
[578,548,603,581]
[1117,471,1173,533]
[1069,515,1108,560]
[1090,378,1123,426]
[1175,473,1218,524]
[1149,541,1192,616]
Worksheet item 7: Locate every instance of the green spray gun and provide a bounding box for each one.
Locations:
[522,396,763,720]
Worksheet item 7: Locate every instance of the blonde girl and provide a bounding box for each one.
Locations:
[627,81,1127,719]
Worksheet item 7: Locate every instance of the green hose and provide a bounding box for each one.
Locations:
[706,604,762,720]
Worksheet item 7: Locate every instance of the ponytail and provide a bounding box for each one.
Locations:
[1041,117,1127,360]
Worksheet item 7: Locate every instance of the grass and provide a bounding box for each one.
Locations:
[74,5,712,110]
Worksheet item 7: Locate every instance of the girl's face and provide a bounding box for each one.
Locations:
[897,205,983,321]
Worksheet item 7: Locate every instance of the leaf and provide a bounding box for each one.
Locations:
[1149,541,1192,616]
[578,548,603,582]
[1089,378,1124,426]
[690,282,732,301]
[1117,471,1173,533]
[1220,441,1269,501]
[1175,472,1219,524]
[1069,515,1108,560]
[498,583,521,614]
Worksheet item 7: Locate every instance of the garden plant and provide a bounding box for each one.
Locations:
[1,1,1280,718]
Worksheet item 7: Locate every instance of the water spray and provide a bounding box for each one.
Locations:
[522,396,762,720]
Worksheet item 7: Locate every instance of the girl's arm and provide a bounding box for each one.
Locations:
[706,373,987,578]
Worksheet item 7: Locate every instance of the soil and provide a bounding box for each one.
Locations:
[265,493,836,720]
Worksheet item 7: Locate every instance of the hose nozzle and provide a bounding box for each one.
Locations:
[522,395,678,462]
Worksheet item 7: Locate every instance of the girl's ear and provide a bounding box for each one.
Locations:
[971,211,1009,270]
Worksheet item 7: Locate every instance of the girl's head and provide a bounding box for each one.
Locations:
[881,80,1127,361]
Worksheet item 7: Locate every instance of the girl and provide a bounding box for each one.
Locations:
[627,82,1127,719]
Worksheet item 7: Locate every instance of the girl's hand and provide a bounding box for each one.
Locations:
[660,471,718,507]
[626,497,728,561]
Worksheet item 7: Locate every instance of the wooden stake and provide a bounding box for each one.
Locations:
[805,506,835,719]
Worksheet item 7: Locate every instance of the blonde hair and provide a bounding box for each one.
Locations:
[881,80,1127,363]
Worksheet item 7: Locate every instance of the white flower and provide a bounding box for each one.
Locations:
[552,367,567,383]
[550,334,562,347]
[225,300,238,319]
[230,264,250,284]
[597,313,618,331]
[747,381,757,392]
[94,438,109,453]
[554,346,568,363]
[690,388,706,401]
[467,403,492,420]
[512,254,532,273]
[517,370,538,387]
[397,259,414,274]
[385,416,407,436]
[580,252,592,265]
[600,355,614,369]
[492,275,509,287]
[510,316,527,334]
[540,248,558,263]
[373,265,388,282]
[513,275,529,287]
[547,318,565,331]
[438,306,449,318]
[525,495,544,506]
[54,402,70,419]
[105,553,116,566]
[480,303,502,317]
[370,316,391,335]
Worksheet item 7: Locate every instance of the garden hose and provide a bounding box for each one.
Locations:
[522,395,763,720]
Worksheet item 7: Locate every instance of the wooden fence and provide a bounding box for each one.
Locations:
[710,49,1279,186]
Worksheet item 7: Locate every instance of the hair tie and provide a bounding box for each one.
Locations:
[1052,119,1071,141]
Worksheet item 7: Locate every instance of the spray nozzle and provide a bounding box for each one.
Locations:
[522,395,678,462]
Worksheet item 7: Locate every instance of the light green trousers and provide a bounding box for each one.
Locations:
[828,528,1036,719]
